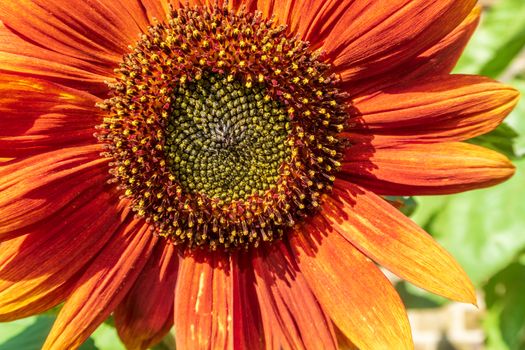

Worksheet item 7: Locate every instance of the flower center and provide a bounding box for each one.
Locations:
[96,4,349,250]
[166,73,291,202]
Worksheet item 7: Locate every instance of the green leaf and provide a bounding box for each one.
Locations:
[384,196,418,217]
[0,318,37,345]
[89,323,126,350]
[0,313,129,350]
[396,281,447,309]
[455,0,525,77]
[479,26,525,78]
[0,315,97,350]
[412,158,525,285]
[0,316,54,350]
[151,333,176,350]
[483,257,525,350]
[468,123,519,159]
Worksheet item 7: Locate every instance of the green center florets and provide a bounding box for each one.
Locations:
[165,74,291,202]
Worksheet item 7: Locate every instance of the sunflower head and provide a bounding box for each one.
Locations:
[96,5,350,250]
[1,1,521,349]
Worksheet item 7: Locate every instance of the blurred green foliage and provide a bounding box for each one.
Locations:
[483,257,525,350]
[0,314,124,350]
[0,0,524,349]
[456,0,525,79]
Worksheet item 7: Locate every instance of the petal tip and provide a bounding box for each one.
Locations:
[499,85,521,108]
[500,159,517,180]
[464,288,478,306]
[448,276,477,305]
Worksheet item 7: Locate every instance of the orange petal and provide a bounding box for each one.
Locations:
[325,0,476,83]
[42,219,157,350]
[326,180,477,303]
[342,142,515,195]
[0,282,74,323]
[0,0,147,65]
[174,250,232,350]
[0,146,109,235]
[0,75,101,158]
[335,327,359,350]
[0,22,110,96]
[294,1,355,45]
[231,253,266,350]
[343,6,481,96]
[252,243,338,350]
[407,5,481,76]
[115,241,178,350]
[346,75,520,146]
[140,0,171,23]
[0,191,125,321]
[240,0,273,21]
[243,0,353,47]
[290,223,413,350]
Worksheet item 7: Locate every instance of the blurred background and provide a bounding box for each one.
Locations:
[0,0,524,349]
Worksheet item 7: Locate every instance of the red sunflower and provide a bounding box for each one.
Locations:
[0,0,520,349]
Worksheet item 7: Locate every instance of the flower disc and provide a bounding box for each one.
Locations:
[96,4,349,249]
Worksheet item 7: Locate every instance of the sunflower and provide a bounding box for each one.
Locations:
[0,0,520,349]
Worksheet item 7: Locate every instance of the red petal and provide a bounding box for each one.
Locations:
[42,219,157,350]
[252,242,338,350]
[343,6,481,96]
[403,5,481,77]
[335,327,359,350]
[0,22,110,96]
[342,142,515,195]
[326,180,477,303]
[346,75,520,146]
[0,0,147,67]
[231,252,266,350]
[140,0,171,23]
[241,0,352,47]
[0,146,109,235]
[0,191,125,321]
[0,75,101,158]
[114,242,178,350]
[174,250,233,350]
[0,0,173,96]
[290,223,413,350]
[325,0,476,83]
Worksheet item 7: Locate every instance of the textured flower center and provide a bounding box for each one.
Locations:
[96,4,349,250]
[166,74,291,202]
